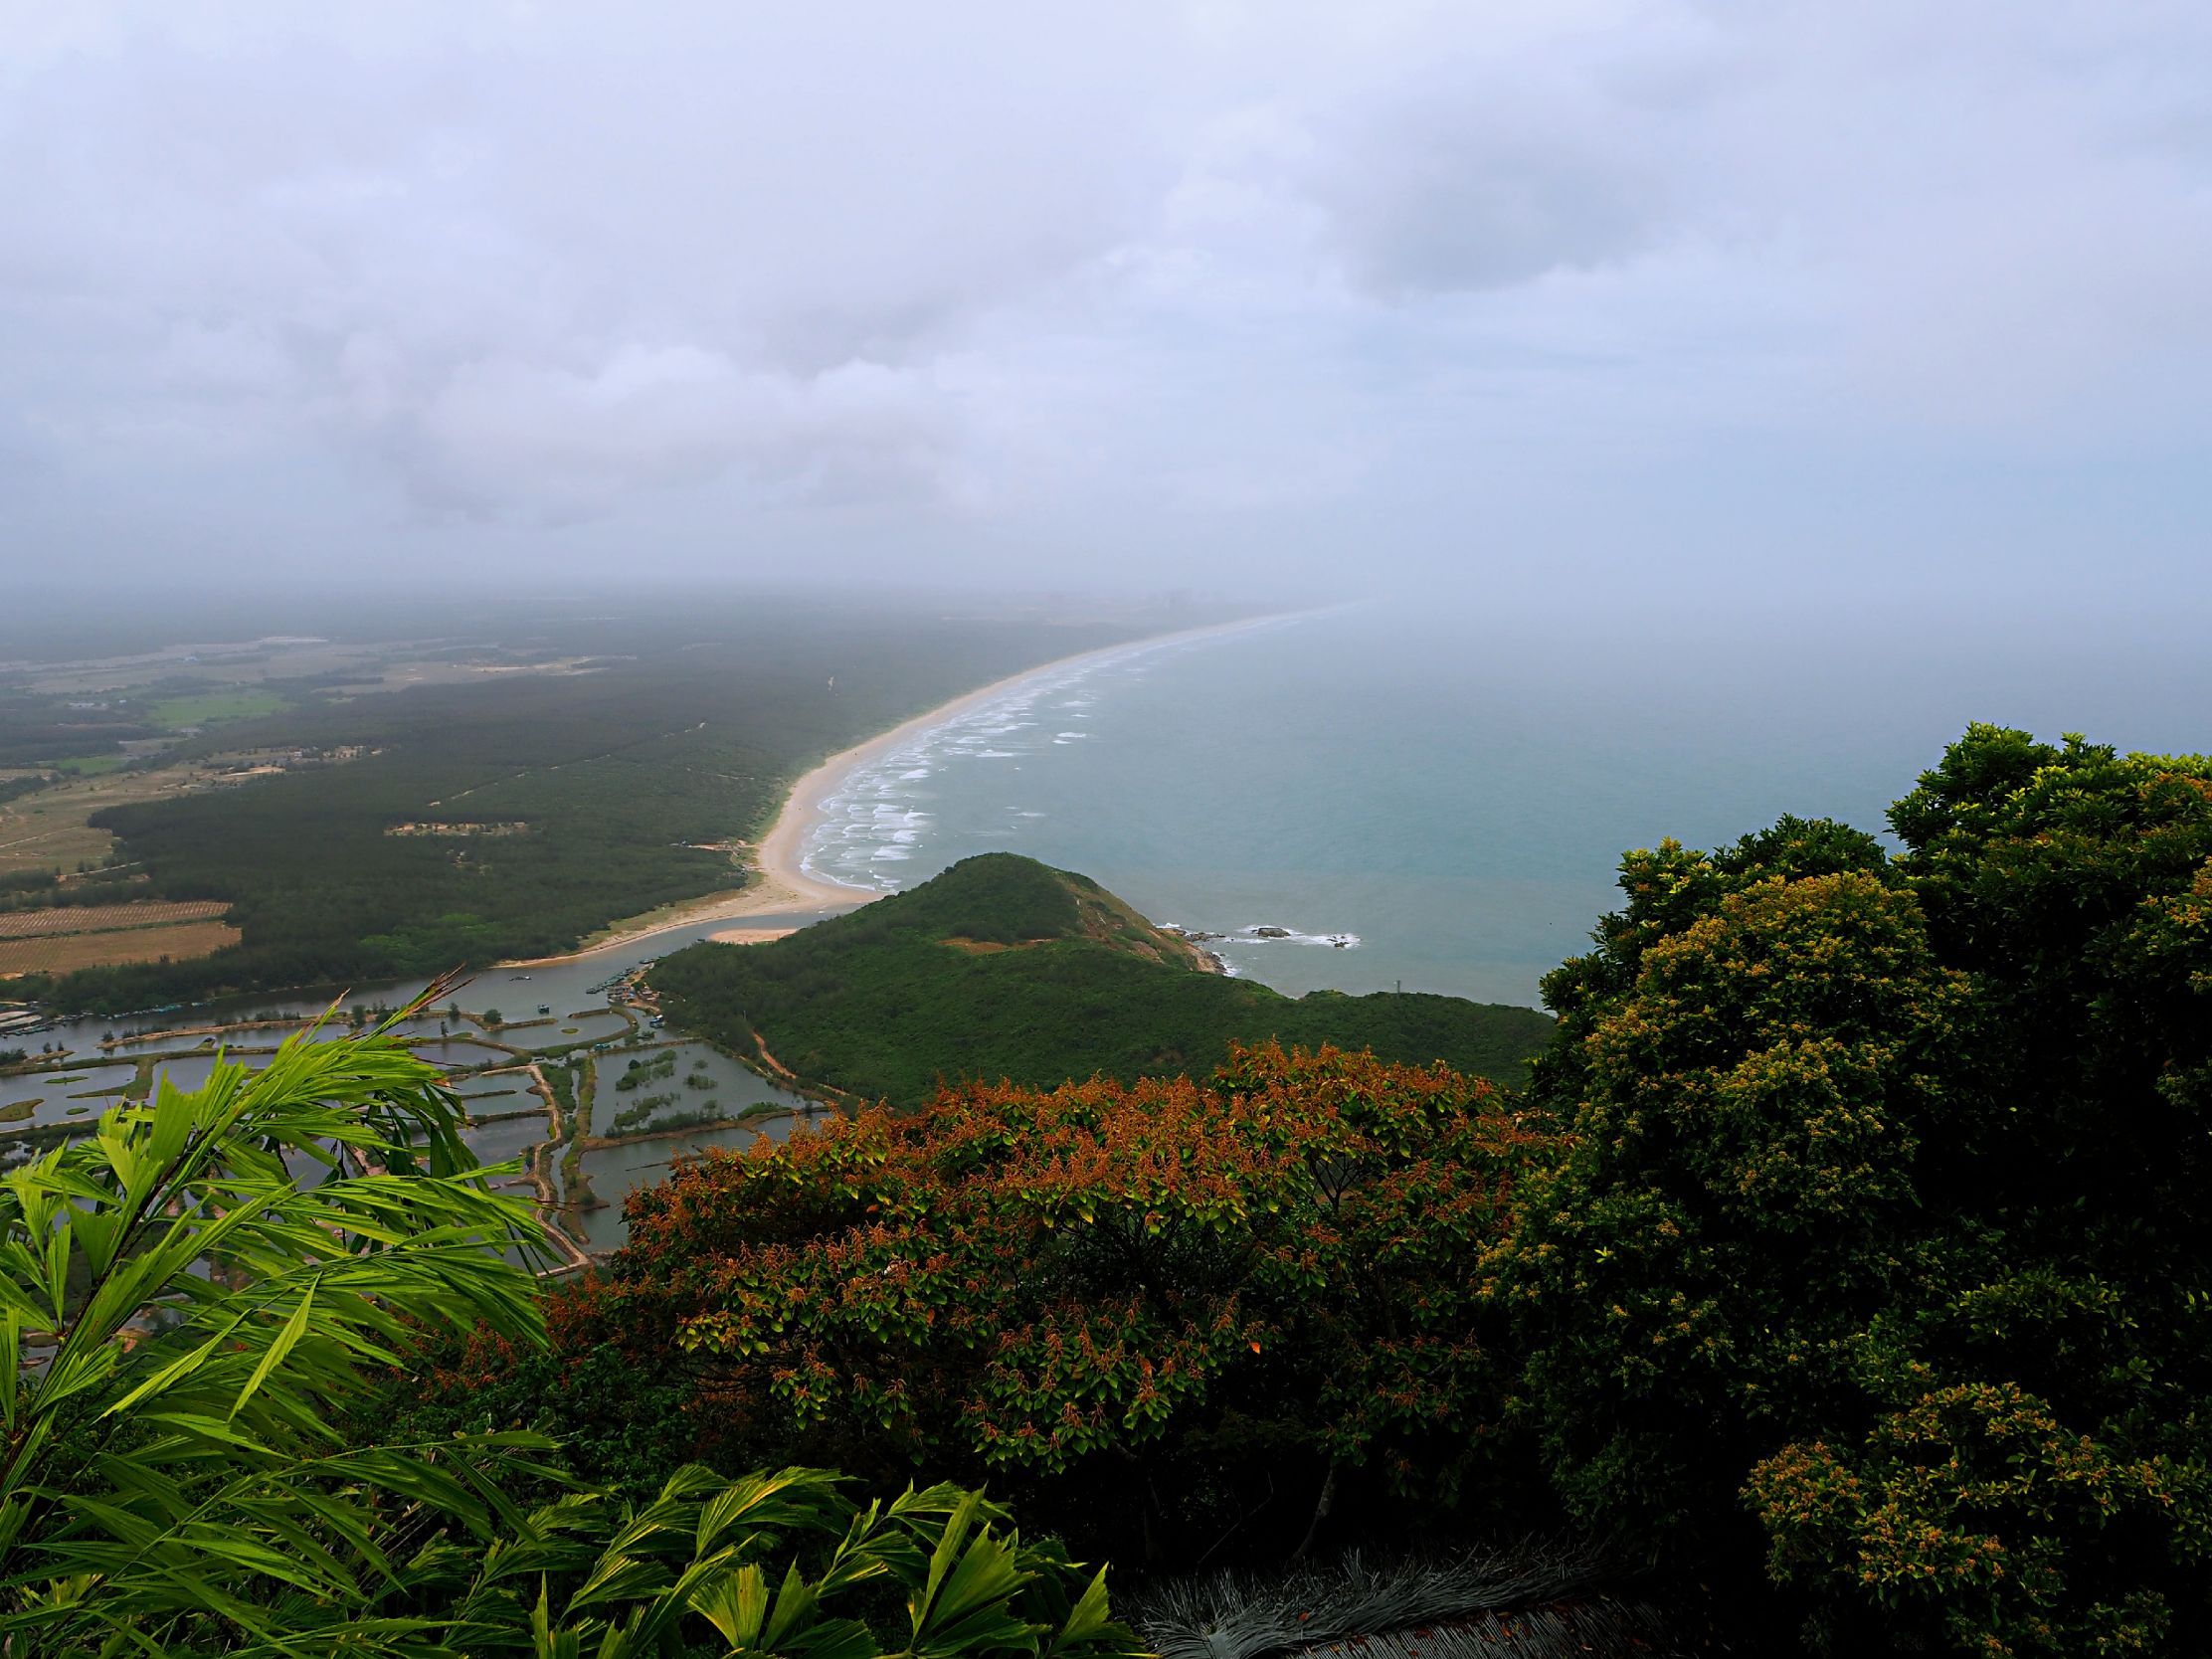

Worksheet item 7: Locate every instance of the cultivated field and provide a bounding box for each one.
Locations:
[0,767,209,877]
[145,688,289,729]
[0,919,241,977]
[0,900,230,939]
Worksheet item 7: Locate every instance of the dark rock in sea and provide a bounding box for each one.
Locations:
[1250,926,1292,939]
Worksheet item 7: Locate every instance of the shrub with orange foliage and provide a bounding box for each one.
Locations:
[571,1042,1562,1563]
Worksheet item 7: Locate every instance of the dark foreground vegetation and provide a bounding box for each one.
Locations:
[649,852,1558,1099]
[15,723,2211,1657]
[0,1028,1146,1657]
[397,725,2212,1655]
[17,601,1151,1013]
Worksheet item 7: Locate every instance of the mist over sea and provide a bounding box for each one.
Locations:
[802,602,2212,1009]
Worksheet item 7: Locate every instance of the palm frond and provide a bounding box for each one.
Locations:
[0,1033,1147,1658]
[0,1030,549,1649]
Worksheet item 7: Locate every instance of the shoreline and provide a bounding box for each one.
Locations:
[498,612,1300,971]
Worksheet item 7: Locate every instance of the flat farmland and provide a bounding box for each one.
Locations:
[0,900,230,939]
[0,766,210,877]
[0,918,241,977]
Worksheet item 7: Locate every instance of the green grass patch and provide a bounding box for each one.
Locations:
[542,1063,577,1120]
[146,689,290,730]
[42,754,133,776]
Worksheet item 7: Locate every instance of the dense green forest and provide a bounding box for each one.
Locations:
[19,602,1156,1013]
[0,690,164,767]
[647,852,1559,1099]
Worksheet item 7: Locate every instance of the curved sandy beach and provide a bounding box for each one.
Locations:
[500,613,1294,968]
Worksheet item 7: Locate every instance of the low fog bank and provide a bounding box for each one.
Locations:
[10,577,2204,773]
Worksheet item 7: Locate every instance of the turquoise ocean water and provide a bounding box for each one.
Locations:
[800,603,2212,1009]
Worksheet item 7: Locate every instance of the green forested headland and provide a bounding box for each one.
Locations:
[647,852,1557,1100]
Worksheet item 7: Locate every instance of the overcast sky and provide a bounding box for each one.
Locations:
[3,1,2208,616]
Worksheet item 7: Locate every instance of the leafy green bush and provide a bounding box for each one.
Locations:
[1488,729,2212,1655]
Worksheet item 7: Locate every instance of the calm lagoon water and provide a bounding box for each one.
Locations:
[0,1061,129,1111]
[561,1107,808,1255]
[0,1061,134,1124]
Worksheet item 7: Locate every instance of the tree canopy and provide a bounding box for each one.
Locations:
[1488,727,2212,1655]
[470,1044,1561,1568]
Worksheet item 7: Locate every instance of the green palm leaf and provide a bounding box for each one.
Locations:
[0,1010,1144,1657]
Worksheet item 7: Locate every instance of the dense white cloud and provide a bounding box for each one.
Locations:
[2,0,2207,596]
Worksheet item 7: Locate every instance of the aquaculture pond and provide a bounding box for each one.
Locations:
[0,1062,138,1128]
[553,1113,805,1255]
[459,1076,535,1111]
[142,1052,226,1095]
[9,905,846,1249]
[404,1038,516,1070]
[100,1035,229,1060]
[600,1041,812,1126]
[462,1111,550,1170]
[0,1038,829,1267]
[0,1060,131,1112]
[31,902,834,1063]
[378,1015,468,1041]
[505,1010,634,1049]
[530,1040,823,1256]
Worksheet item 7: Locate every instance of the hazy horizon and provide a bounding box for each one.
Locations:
[5,2,2208,634]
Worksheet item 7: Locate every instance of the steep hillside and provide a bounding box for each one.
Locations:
[647,852,1554,1103]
